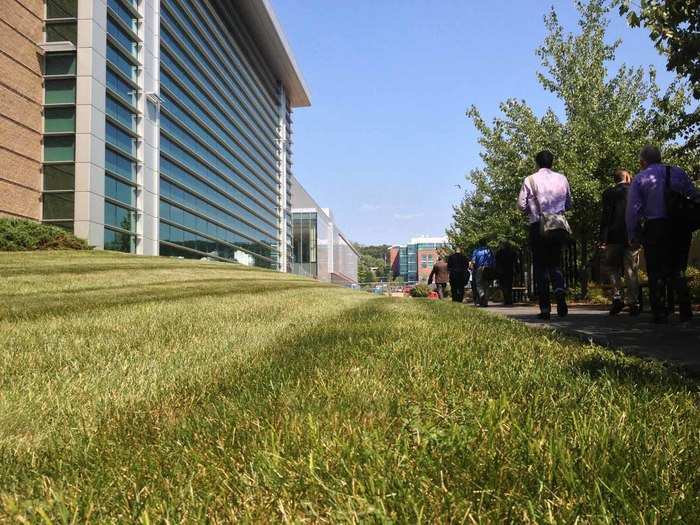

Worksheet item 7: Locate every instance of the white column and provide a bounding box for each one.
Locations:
[74,0,107,248]
[277,87,289,272]
[139,0,160,255]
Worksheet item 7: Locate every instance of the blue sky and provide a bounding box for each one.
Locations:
[271,0,675,246]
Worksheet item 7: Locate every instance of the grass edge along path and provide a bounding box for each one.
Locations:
[0,251,699,522]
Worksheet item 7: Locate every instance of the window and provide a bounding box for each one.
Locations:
[105,147,136,180]
[106,95,137,131]
[44,107,75,133]
[45,79,76,105]
[43,192,74,220]
[106,68,137,106]
[44,135,74,162]
[107,16,138,57]
[46,22,77,44]
[106,122,136,156]
[43,164,74,191]
[108,0,138,33]
[105,175,136,207]
[45,53,76,76]
[105,201,135,231]
[47,0,77,18]
[107,44,137,81]
[104,227,135,253]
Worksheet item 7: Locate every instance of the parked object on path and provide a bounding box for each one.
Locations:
[471,243,495,307]
[518,150,572,318]
[599,169,640,316]
[627,145,700,323]
[447,248,469,303]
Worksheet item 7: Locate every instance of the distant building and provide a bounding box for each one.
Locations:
[290,176,359,284]
[391,236,448,282]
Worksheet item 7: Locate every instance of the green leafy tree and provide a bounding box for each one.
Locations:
[449,0,689,291]
[615,0,699,164]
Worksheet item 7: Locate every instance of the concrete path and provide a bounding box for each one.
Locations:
[478,303,700,373]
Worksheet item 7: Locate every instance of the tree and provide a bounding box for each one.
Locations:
[616,0,700,161]
[449,0,689,292]
[355,244,391,283]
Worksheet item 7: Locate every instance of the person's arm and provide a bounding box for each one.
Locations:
[428,266,435,285]
[517,178,529,212]
[672,166,700,200]
[599,189,612,244]
[626,178,643,245]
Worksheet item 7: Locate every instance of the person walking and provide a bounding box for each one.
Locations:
[517,150,572,320]
[446,248,469,303]
[599,169,640,316]
[626,145,700,323]
[471,242,495,307]
[427,256,449,299]
[495,242,517,306]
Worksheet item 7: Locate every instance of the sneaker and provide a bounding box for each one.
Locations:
[555,292,568,318]
[609,299,624,316]
[628,304,640,317]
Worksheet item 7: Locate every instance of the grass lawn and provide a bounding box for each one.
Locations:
[1,251,698,522]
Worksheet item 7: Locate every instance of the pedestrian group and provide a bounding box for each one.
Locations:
[428,145,700,323]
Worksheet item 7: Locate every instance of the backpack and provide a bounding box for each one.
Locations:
[665,165,700,232]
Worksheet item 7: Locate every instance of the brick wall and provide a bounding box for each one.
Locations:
[0,0,43,220]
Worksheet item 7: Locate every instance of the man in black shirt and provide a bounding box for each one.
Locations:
[599,169,640,315]
[446,248,469,303]
[495,242,517,306]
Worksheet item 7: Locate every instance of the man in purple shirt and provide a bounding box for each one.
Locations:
[518,150,573,319]
[626,145,700,323]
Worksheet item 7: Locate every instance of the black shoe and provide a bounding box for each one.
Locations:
[556,292,568,318]
[537,311,551,321]
[609,299,624,316]
[628,304,640,317]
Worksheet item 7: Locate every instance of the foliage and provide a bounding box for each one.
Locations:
[449,0,690,260]
[0,218,89,251]
[0,251,699,521]
[355,244,391,282]
[615,0,700,162]
[410,282,431,297]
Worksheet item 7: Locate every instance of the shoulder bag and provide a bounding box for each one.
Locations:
[529,175,572,242]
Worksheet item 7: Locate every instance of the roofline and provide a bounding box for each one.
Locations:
[234,0,311,108]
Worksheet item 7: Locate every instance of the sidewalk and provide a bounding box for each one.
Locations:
[481,303,700,373]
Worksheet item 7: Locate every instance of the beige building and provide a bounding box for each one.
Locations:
[0,0,44,220]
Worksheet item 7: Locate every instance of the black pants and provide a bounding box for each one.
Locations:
[529,223,566,313]
[642,219,692,317]
[500,273,514,305]
[449,272,467,303]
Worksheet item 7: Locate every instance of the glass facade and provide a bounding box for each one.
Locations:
[104,0,140,253]
[42,5,77,232]
[292,212,317,278]
[394,241,447,282]
[157,0,284,268]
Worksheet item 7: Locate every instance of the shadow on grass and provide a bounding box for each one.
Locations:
[571,353,700,387]
[0,279,325,322]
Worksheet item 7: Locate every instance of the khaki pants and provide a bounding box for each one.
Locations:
[604,244,640,305]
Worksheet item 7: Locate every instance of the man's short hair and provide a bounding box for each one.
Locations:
[535,150,554,169]
[613,169,630,184]
[640,145,662,165]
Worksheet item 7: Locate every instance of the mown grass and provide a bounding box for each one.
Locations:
[0,251,698,523]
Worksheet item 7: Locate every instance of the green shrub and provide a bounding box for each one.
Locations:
[0,219,89,251]
[410,283,431,298]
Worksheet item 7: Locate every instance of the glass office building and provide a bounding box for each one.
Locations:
[35,0,310,271]
[290,176,358,284]
[392,237,448,282]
